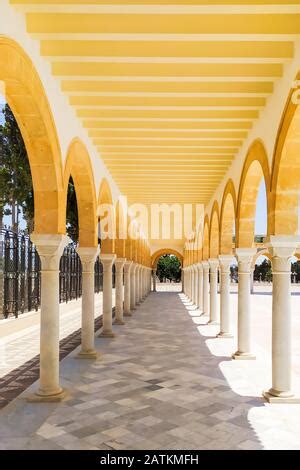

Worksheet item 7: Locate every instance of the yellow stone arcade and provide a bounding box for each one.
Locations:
[1,0,300,409]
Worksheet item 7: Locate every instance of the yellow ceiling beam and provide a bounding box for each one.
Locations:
[42,40,293,59]
[89,130,248,138]
[62,80,274,94]
[52,61,282,77]
[79,109,259,119]
[95,139,242,146]
[26,13,300,35]
[69,95,266,107]
[83,120,253,129]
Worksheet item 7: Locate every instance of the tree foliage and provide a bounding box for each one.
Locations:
[0,104,79,240]
[157,254,181,282]
[0,104,34,230]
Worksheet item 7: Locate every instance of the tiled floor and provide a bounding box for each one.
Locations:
[0,290,300,450]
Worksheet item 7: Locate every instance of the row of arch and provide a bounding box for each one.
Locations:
[0,36,150,264]
[185,83,300,263]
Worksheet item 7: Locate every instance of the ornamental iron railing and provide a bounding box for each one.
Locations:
[0,228,115,319]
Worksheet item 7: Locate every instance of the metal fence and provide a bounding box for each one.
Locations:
[0,228,109,319]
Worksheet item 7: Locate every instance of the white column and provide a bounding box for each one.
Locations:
[114,257,126,325]
[76,246,99,359]
[190,266,194,302]
[197,263,203,312]
[208,259,219,324]
[193,265,198,306]
[130,263,137,310]
[263,236,300,403]
[28,234,68,402]
[124,260,132,316]
[139,265,143,302]
[153,268,157,292]
[99,254,116,338]
[135,264,140,305]
[232,248,256,360]
[217,255,233,338]
[202,261,209,316]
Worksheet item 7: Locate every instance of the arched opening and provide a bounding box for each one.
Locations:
[63,139,97,248]
[203,215,210,261]
[209,202,220,259]
[271,93,300,236]
[220,180,236,255]
[98,178,115,254]
[237,140,270,248]
[0,37,63,235]
[155,253,182,292]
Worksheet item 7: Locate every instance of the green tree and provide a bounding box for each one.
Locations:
[157,254,181,282]
[66,177,79,243]
[0,104,79,241]
[254,258,272,282]
[0,104,34,231]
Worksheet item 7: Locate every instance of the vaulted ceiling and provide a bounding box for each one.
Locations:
[11,0,300,204]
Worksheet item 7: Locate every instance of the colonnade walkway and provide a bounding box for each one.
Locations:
[0,290,300,450]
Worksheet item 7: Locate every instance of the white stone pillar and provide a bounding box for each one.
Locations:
[124,260,132,316]
[28,234,68,402]
[197,263,203,312]
[153,268,157,292]
[139,265,143,302]
[208,259,219,324]
[76,246,99,359]
[217,255,233,338]
[135,264,140,305]
[193,265,198,306]
[114,257,126,325]
[263,236,300,403]
[202,261,209,316]
[99,254,116,337]
[190,266,194,302]
[233,248,256,360]
[130,263,137,310]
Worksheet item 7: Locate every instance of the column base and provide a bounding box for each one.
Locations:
[99,331,116,338]
[263,389,300,404]
[217,332,233,339]
[27,388,69,403]
[232,351,256,360]
[124,311,132,317]
[207,320,219,325]
[75,350,99,360]
[114,319,125,325]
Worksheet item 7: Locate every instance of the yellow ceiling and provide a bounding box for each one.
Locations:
[10,0,300,204]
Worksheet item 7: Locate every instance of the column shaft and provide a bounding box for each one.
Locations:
[114,258,126,325]
[217,255,233,338]
[124,261,132,316]
[208,259,219,324]
[100,254,116,337]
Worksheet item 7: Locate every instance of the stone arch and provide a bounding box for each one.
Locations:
[115,199,126,258]
[151,248,183,268]
[63,138,97,247]
[98,178,115,254]
[270,74,300,235]
[209,201,220,258]
[251,249,272,269]
[237,139,270,248]
[220,179,236,255]
[203,215,210,260]
[0,37,64,234]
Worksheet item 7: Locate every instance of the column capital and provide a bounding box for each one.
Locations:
[196,262,203,272]
[124,260,133,273]
[219,254,234,271]
[77,246,100,272]
[208,258,219,271]
[202,261,210,271]
[235,248,256,272]
[30,233,70,271]
[266,235,300,259]
[115,257,126,272]
[100,253,116,271]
